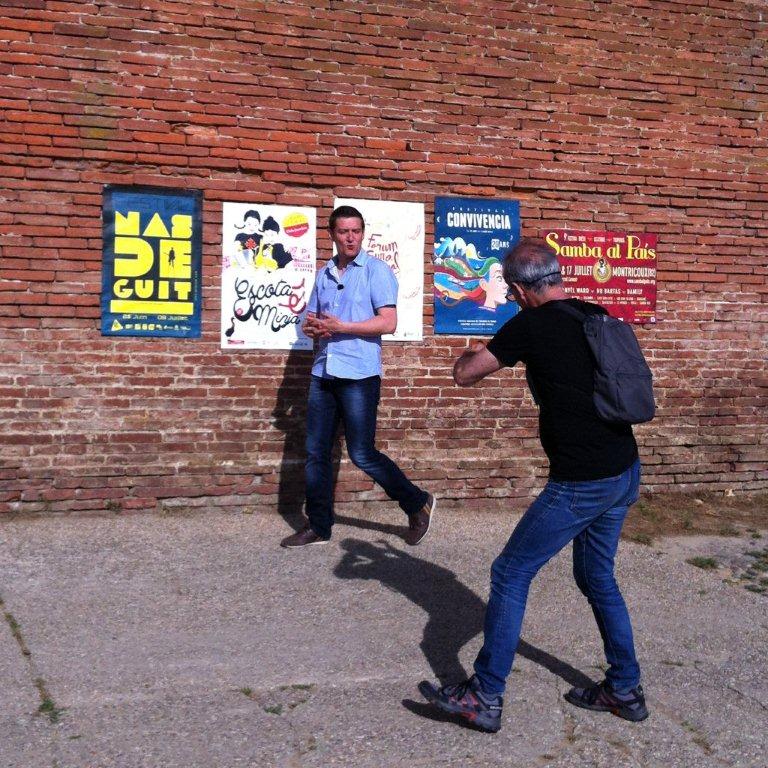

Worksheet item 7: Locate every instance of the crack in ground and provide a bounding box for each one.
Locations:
[644,696,732,768]
[724,681,768,713]
[690,659,768,713]
[236,681,319,760]
[0,594,64,725]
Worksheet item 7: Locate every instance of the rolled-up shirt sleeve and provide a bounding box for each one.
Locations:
[369,260,399,310]
[307,272,321,314]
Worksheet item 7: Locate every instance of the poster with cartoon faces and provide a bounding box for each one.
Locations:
[221,203,316,349]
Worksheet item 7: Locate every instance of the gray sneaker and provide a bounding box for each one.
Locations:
[404,494,436,546]
[418,674,503,733]
[564,680,649,722]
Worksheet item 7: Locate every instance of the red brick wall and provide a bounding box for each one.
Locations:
[1,0,766,516]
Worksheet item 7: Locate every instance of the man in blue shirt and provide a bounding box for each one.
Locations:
[280,205,436,548]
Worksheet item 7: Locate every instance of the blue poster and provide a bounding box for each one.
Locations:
[433,197,520,335]
[102,185,202,338]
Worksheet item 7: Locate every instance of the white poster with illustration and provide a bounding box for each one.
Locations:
[333,198,424,342]
[221,203,316,350]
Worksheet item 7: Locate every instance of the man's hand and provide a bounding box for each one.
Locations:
[467,340,486,354]
[313,314,346,336]
[301,315,345,339]
[304,308,396,339]
[302,313,329,339]
[302,313,346,339]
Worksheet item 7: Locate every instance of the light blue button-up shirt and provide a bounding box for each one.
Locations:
[308,250,398,379]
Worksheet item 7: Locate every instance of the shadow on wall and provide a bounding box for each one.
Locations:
[333,537,596,690]
[272,348,341,532]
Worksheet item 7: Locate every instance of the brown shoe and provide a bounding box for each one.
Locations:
[404,494,436,546]
[280,525,330,548]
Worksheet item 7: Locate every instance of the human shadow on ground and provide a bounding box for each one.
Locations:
[333,538,595,724]
[333,513,408,539]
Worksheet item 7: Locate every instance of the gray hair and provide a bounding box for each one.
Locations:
[502,238,562,293]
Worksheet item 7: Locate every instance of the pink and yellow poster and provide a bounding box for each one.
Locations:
[544,230,657,324]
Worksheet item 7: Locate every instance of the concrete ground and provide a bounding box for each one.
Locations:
[0,507,766,768]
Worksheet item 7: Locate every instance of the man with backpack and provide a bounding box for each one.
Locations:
[419,238,652,733]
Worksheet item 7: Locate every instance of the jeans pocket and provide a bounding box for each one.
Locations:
[541,482,584,519]
[569,481,623,519]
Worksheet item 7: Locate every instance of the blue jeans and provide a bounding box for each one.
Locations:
[474,459,642,695]
[305,375,427,538]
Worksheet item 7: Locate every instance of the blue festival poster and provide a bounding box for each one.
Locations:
[433,197,520,335]
[101,185,202,337]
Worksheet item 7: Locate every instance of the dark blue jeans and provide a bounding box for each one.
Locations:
[305,375,427,538]
[474,459,642,695]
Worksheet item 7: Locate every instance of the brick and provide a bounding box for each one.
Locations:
[0,0,765,513]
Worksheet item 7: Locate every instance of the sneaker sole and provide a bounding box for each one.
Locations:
[280,538,331,549]
[418,680,501,733]
[409,496,436,547]
[563,691,649,722]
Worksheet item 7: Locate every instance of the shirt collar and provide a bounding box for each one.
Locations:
[331,249,369,269]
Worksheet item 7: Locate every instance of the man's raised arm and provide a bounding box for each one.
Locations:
[453,341,503,386]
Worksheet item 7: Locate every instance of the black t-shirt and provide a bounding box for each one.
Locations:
[235,232,262,251]
[487,298,638,481]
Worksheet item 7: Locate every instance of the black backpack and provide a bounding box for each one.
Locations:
[553,302,656,425]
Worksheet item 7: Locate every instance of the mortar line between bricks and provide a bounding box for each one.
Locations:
[0,593,64,724]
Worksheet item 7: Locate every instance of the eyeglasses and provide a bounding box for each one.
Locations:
[506,270,561,299]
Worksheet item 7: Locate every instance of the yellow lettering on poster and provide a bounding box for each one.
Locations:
[113,279,133,298]
[159,240,192,278]
[173,281,192,300]
[111,280,192,303]
[134,280,154,299]
[115,211,140,236]
[114,237,154,277]
[626,235,656,260]
[545,232,560,253]
[545,232,603,259]
[109,205,196,322]
[110,300,194,315]
[170,214,192,240]
[143,212,171,239]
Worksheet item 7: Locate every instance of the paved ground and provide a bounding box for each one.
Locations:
[0,507,766,768]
